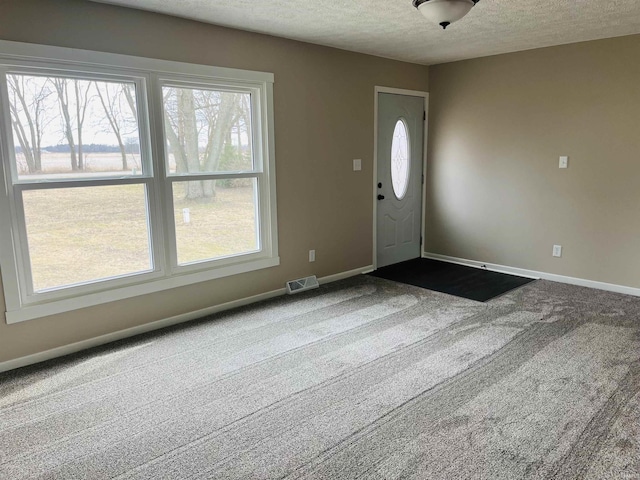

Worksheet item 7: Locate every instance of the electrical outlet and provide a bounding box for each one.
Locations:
[309,249,316,262]
[552,245,562,257]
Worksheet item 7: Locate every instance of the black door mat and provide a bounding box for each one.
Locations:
[369,258,535,302]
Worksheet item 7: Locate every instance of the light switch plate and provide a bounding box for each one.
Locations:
[353,159,362,171]
[559,156,569,169]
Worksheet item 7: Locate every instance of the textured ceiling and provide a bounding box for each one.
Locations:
[90,0,640,65]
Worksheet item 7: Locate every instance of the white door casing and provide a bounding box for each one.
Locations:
[375,91,425,268]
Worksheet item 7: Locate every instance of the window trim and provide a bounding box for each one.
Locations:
[0,40,278,324]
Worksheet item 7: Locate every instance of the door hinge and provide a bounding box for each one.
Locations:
[420,236,423,245]
[423,111,426,121]
[421,174,424,184]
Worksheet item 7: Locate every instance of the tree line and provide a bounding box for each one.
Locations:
[16,143,140,154]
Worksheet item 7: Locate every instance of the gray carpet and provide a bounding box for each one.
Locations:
[0,275,639,479]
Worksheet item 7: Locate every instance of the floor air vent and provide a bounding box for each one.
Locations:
[286,275,319,294]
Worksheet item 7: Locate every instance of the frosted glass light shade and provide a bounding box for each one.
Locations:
[415,0,476,29]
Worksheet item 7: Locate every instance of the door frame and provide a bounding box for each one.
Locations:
[373,86,429,270]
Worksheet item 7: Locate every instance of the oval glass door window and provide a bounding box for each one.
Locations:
[391,119,410,199]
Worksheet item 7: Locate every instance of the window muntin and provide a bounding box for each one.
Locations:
[390,118,410,200]
[0,43,277,324]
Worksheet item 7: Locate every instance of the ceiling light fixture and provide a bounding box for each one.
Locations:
[413,0,480,30]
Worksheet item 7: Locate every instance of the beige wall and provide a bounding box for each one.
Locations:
[426,35,640,289]
[0,0,429,363]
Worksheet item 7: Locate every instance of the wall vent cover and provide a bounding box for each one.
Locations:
[286,275,319,294]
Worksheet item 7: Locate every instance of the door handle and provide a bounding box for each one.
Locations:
[377,194,385,200]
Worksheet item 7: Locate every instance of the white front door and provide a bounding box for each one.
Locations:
[376,93,425,268]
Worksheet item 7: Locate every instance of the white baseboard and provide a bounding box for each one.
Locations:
[0,265,373,374]
[318,265,373,284]
[422,252,640,297]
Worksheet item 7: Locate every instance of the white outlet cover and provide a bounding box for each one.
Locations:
[553,245,562,257]
[353,159,362,171]
[309,249,315,262]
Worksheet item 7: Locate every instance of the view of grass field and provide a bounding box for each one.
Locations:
[172,180,258,266]
[22,172,257,292]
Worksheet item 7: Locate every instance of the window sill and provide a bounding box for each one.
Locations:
[5,256,280,324]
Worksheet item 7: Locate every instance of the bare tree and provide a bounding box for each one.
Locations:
[163,87,244,201]
[51,78,77,170]
[234,94,252,166]
[163,87,195,175]
[200,91,238,172]
[74,80,92,170]
[123,84,137,118]
[7,75,52,173]
[95,82,137,171]
[51,78,92,171]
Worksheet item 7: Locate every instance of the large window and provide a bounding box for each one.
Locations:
[0,42,278,323]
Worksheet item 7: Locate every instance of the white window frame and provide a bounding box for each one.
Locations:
[0,40,278,324]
